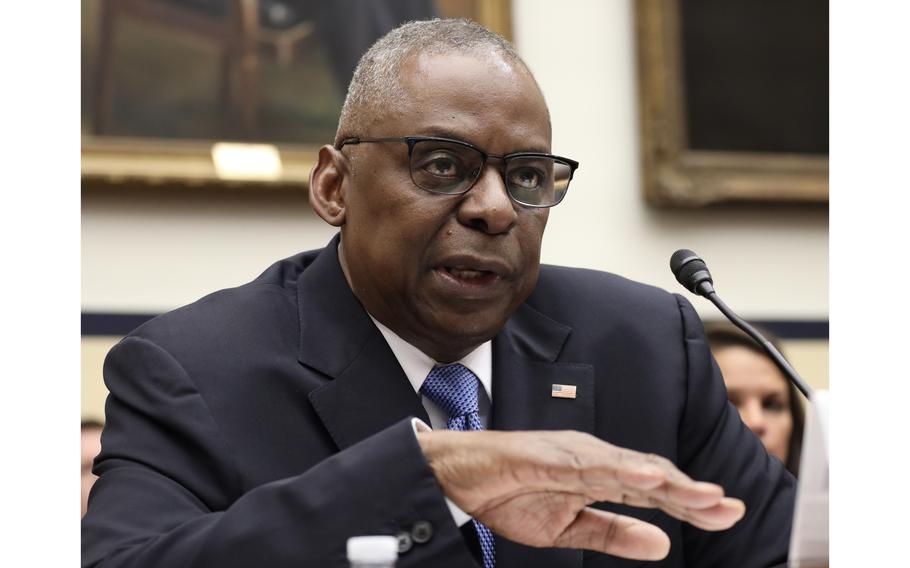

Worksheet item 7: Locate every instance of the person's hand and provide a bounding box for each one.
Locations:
[416,429,745,561]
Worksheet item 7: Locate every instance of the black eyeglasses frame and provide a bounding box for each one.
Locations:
[335,135,579,208]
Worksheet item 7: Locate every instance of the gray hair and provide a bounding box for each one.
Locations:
[335,18,534,144]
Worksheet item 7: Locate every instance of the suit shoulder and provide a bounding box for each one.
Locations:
[524,265,694,342]
[532,264,679,315]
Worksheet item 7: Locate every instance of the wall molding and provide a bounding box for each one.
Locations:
[82,312,829,340]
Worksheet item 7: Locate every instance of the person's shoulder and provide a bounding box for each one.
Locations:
[126,247,323,347]
[525,264,690,335]
[533,264,678,311]
[524,264,694,359]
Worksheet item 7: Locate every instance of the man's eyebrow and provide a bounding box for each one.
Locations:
[419,128,551,154]
[420,127,473,142]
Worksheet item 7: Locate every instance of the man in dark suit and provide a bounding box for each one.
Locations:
[82,19,794,568]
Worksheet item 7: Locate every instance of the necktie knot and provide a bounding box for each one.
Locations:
[420,363,480,420]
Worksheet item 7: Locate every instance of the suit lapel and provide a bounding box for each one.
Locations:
[297,236,429,451]
[491,301,595,434]
[308,332,431,451]
[491,356,595,433]
[491,302,593,568]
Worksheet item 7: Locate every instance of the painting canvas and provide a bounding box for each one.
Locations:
[635,0,828,206]
[81,0,512,190]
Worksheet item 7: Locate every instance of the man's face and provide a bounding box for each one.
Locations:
[338,52,552,361]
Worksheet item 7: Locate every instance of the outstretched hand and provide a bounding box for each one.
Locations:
[417,430,745,561]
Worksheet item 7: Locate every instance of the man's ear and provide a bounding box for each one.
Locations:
[309,145,349,227]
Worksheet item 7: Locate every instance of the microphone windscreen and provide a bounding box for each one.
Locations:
[669,249,711,292]
[669,249,693,273]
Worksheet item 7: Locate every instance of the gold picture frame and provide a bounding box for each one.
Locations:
[634,0,828,206]
[81,0,513,193]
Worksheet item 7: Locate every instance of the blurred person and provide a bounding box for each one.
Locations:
[705,322,805,477]
[81,420,103,517]
[83,19,795,567]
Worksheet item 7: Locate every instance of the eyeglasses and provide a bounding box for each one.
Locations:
[335,135,579,208]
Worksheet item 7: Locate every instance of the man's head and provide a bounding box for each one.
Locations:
[310,19,567,362]
[334,19,547,147]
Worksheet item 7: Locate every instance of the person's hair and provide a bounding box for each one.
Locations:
[336,18,539,145]
[703,321,805,477]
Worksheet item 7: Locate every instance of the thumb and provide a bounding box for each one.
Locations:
[554,507,671,561]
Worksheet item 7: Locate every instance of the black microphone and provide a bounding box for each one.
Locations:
[670,249,813,399]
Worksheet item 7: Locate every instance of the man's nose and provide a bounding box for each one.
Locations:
[456,166,518,234]
[739,400,767,438]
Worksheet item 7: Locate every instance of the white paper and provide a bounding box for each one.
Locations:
[788,389,829,567]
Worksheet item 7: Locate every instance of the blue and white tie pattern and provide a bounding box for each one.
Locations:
[420,364,496,568]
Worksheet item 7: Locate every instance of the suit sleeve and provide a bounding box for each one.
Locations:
[674,295,796,568]
[81,336,477,568]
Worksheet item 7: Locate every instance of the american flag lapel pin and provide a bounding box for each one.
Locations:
[551,384,577,399]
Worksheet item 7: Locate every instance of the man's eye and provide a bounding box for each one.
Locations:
[509,168,543,189]
[420,153,463,178]
[427,159,456,176]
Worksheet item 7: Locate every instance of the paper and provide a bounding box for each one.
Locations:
[788,389,829,567]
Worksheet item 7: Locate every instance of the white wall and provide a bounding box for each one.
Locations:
[82,190,336,313]
[81,0,828,321]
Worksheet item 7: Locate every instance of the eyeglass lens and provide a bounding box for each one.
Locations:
[409,139,571,207]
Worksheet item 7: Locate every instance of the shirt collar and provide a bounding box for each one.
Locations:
[368,315,493,403]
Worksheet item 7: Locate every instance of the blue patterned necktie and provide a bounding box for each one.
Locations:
[420,364,496,568]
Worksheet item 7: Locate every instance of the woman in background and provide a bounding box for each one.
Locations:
[705,322,804,477]
[82,420,103,516]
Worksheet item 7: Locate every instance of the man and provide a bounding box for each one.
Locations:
[82,19,794,567]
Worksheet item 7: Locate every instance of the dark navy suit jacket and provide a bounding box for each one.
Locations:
[82,236,795,567]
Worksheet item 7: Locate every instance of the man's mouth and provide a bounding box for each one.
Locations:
[445,267,492,280]
[432,255,512,296]
[438,265,500,286]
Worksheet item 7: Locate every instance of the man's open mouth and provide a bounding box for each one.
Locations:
[445,267,492,280]
[436,265,502,288]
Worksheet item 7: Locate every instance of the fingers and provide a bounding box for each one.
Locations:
[693,497,746,530]
[645,465,745,530]
[575,444,746,532]
[420,430,746,535]
[554,507,670,561]
[659,496,746,531]
[613,460,666,490]
[662,478,725,509]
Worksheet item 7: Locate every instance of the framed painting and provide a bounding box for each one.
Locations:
[81,0,512,192]
[635,0,828,206]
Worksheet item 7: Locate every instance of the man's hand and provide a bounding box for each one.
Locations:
[417,430,745,561]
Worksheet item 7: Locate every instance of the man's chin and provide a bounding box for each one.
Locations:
[415,310,509,359]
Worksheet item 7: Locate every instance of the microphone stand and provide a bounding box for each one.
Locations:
[704,291,813,400]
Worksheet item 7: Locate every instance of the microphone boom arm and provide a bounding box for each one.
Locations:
[705,292,813,399]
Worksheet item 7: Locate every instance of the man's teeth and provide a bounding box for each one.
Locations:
[448,267,487,279]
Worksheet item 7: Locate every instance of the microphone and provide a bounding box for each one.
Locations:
[670,249,716,297]
[670,249,813,399]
